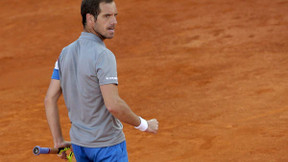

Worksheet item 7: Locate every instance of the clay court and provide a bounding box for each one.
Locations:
[1,0,288,161]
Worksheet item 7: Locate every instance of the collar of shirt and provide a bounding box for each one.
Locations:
[79,32,105,46]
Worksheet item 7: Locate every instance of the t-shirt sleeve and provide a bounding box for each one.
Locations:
[96,51,118,85]
[51,60,60,80]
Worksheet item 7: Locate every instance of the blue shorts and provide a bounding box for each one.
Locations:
[72,141,128,162]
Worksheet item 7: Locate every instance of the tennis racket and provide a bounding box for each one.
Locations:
[33,146,74,162]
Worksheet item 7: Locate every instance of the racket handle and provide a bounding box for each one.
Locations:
[33,146,59,155]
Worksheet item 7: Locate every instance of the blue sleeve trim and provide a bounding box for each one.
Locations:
[51,69,60,80]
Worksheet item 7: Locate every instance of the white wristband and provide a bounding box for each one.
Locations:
[135,117,148,131]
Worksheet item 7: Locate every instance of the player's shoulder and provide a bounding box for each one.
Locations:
[99,48,116,59]
[59,40,79,56]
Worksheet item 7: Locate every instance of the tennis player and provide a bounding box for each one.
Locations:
[44,0,159,161]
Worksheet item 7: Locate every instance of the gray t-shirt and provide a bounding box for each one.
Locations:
[57,32,125,147]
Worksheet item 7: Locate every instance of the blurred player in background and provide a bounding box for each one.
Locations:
[44,0,159,161]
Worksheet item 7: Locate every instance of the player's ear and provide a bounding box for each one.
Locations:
[86,13,95,25]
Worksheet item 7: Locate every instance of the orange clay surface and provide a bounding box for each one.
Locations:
[1,0,288,161]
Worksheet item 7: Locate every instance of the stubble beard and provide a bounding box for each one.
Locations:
[93,27,106,40]
[93,26,115,40]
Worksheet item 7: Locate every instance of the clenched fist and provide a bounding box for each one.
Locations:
[146,119,159,134]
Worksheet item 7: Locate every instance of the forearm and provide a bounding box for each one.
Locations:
[100,84,147,129]
[45,99,64,145]
[108,98,140,127]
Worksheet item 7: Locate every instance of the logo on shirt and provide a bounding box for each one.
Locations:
[106,77,118,80]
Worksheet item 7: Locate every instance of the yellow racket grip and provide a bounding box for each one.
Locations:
[58,147,74,162]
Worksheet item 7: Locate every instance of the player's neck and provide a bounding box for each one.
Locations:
[83,28,105,41]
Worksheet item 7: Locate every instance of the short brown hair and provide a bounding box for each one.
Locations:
[81,0,114,27]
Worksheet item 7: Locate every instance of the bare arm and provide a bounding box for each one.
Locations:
[100,84,158,133]
[44,79,69,148]
[100,84,140,126]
